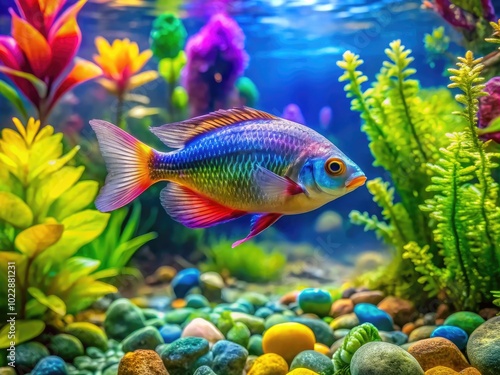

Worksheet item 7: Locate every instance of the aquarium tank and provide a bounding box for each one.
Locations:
[1,0,500,374]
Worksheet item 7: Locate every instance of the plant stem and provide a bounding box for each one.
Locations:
[117,94,125,129]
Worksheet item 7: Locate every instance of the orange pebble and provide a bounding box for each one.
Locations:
[171,298,187,309]
[313,343,331,356]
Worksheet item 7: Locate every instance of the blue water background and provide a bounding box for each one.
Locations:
[1,0,499,257]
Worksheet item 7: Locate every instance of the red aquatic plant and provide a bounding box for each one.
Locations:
[0,0,102,124]
[478,76,500,143]
[423,0,496,30]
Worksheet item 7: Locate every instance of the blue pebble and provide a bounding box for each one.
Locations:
[297,288,333,316]
[172,268,201,298]
[159,324,182,343]
[212,340,248,375]
[354,303,394,331]
[431,325,469,350]
[255,307,274,319]
[32,356,68,375]
[185,294,210,309]
[265,301,289,313]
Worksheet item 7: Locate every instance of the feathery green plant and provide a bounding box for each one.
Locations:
[404,52,500,310]
[337,40,463,299]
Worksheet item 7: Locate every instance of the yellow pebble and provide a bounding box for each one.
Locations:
[313,343,330,356]
[287,369,320,375]
[262,322,315,363]
[247,353,288,375]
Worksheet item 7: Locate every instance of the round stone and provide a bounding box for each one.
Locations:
[354,303,394,331]
[467,316,500,375]
[297,288,333,317]
[431,326,468,350]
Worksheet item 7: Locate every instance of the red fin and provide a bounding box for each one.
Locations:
[254,166,305,197]
[161,184,247,228]
[232,213,282,248]
[150,107,278,149]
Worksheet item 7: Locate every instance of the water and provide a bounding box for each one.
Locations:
[2,1,500,373]
[0,0,470,257]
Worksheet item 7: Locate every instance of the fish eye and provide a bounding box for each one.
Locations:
[325,158,346,176]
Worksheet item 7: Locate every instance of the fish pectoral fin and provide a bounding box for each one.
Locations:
[254,165,305,197]
[232,213,283,248]
[161,184,247,228]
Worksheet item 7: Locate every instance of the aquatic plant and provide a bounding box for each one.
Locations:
[93,37,159,128]
[183,13,248,116]
[0,118,115,346]
[78,201,158,279]
[339,35,500,309]
[0,0,102,124]
[200,239,286,283]
[150,13,188,120]
[337,40,463,299]
[493,290,500,308]
[332,323,381,375]
[235,77,259,107]
[477,76,500,142]
[404,52,500,310]
[423,26,453,66]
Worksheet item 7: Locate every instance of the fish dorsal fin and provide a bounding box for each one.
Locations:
[150,107,278,149]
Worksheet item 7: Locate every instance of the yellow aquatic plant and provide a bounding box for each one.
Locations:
[93,37,159,127]
[0,118,115,347]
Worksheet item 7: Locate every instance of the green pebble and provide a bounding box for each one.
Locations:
[121,326,164,353]
[142,308,164,320]
[16,341,49,369]
[193,365,217,375]
[264,314,290,330]
[290,350,334,375]
[49,334,85,361]
[293,317,335,346]
[467,316,500,375]
[160,337,210,375]
[247,335,263,356]
[164,308,195,325]
[239,292,269,308]
[186,294,210,309]
[146,318,166,329]
[104,299,146,341]
[330,313,359,330]
[445,311,485,336]
[102,363,119,375]
[86,347,104,359]
[66,322,108,352]
[350,342,424,375]
[216,311,234,336]
[230,313,265,334]
[227,322,251,347]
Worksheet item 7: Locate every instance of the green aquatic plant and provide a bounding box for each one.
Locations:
[493,291,500,308]
[200,238,286,283]
[404,52,500,310]
[337,40,463,299]
[332,323,381,375]
[424,27,453,66]
[0,118,116,347]
[78,201,158,279]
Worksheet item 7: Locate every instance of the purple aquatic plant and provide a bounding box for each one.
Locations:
[478,77,500,143]
[424,0,496,30]
[183,13,248,117]
[319,106,332,129]
[282,104,305,125]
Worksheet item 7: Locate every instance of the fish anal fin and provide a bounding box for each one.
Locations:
[161,184,247,228]
[150,107,278,149]
[254,165,305,197]
[232,213,282,248]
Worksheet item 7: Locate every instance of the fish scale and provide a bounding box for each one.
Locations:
[153,123,310,209]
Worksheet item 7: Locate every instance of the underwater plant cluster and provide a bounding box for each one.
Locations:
[0,0,500,374]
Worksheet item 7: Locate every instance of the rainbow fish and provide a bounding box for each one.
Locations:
[90,107,366,247]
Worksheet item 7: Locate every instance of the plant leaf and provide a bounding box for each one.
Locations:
[477,117,500,135]
[49,181,99,221]
[25,299,48,319]
[28,287,66,316]
[0,66,47,98]
[0,80,28,120]
[0,191,33,228]
[0,320,45,348]
[127,70,159,91]
[41,210,109,260]
[14,223,64,258]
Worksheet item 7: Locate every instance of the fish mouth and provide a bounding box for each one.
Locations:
[345,174,367,189]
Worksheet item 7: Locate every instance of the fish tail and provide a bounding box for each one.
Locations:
[89,119,157,212]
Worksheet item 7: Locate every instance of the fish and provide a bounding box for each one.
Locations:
[89,107,366,247]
